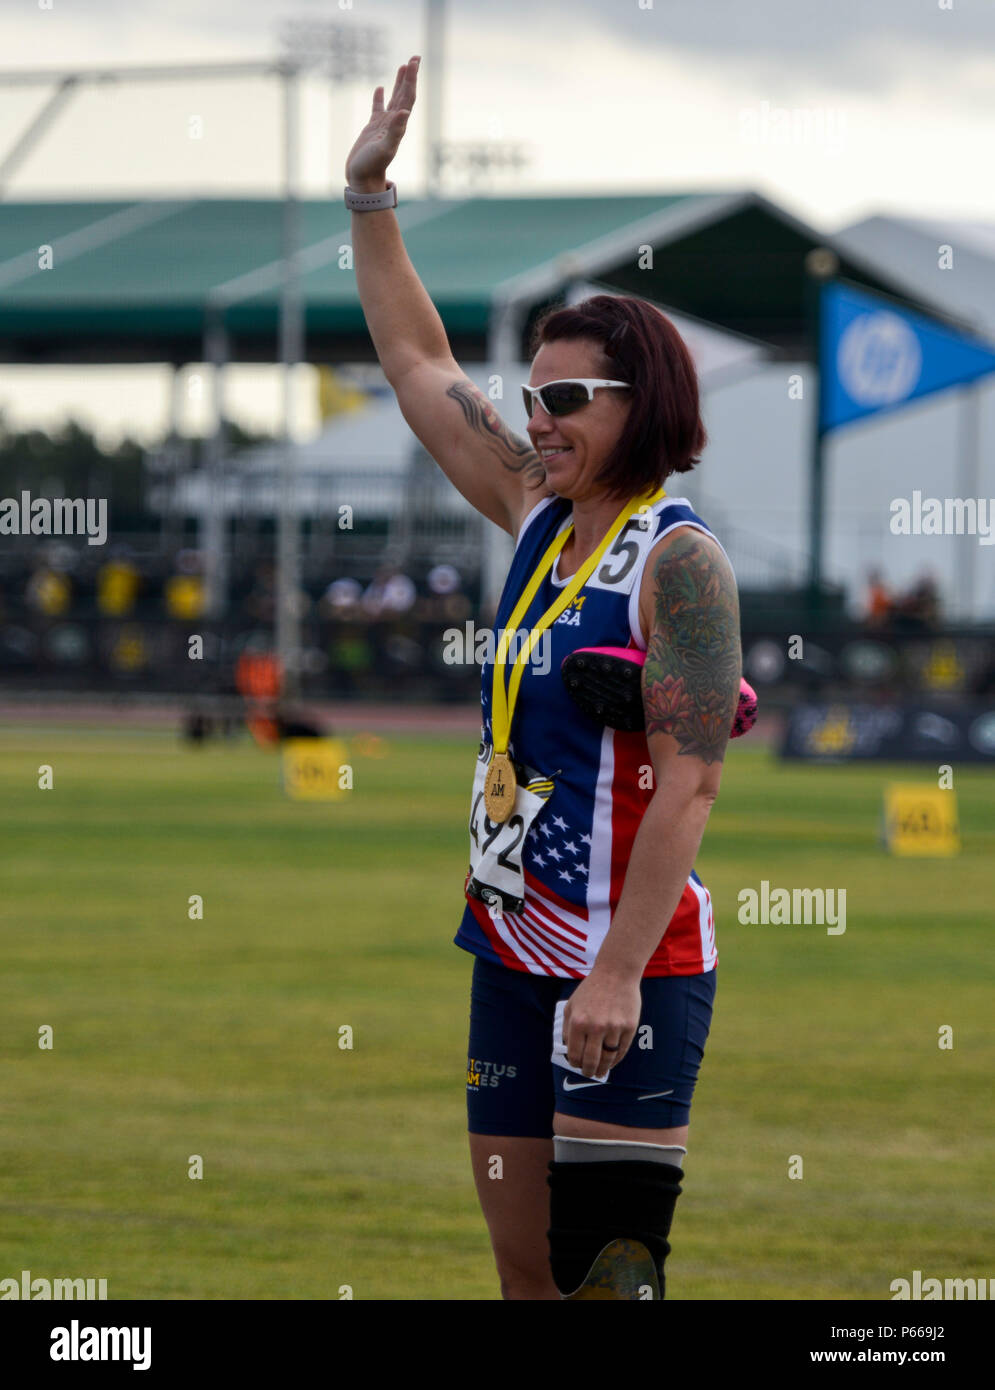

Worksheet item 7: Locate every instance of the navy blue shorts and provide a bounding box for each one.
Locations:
[466,955,716,1136]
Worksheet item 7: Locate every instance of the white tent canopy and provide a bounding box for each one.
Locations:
[834,216,995,339]
[167,366,505,518]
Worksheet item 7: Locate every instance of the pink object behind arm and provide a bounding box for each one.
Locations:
[567,646,758,737]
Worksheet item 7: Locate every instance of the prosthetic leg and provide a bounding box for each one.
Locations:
[547,1138,686,1300]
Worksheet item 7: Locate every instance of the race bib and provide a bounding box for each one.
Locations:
[466,741,554,915]
[581,513,658,595]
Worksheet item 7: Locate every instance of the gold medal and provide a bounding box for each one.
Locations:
[484,751,517,823]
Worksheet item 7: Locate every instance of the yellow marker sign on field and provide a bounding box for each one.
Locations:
[282,738,349,801]
[883,784,960,856]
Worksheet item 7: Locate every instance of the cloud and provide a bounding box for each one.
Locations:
[2,0,991,227]
[8,0,992,103]
[556,0,992,58]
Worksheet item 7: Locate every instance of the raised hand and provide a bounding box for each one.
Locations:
[345,55,420,190]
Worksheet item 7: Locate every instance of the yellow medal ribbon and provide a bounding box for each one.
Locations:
[483,486,665,822]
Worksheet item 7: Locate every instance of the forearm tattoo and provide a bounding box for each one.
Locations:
[643,533,741,764]
[446,381,548,490]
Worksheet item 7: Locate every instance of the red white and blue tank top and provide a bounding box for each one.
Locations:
[454,491,731,978]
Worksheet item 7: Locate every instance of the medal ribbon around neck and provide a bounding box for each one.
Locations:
[483,485,665,823]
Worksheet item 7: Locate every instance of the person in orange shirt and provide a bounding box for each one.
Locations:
[864,568,892,627]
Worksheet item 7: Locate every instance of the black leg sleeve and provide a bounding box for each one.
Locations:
[547,1159,684,1298]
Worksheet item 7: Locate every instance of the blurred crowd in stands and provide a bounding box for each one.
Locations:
[863,568,942,631]
[2,542,992,701]
[0,541,479,697]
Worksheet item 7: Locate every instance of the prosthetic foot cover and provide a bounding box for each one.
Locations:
[547,1159,684,1300]
[561,1238,660,1301]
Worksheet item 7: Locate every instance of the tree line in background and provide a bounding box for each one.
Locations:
[0,412,273,530]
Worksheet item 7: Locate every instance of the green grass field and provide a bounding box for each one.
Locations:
[1,723,992,1300]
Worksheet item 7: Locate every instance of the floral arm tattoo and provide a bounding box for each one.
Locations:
[445,381,548,491]
[642,533,742,764]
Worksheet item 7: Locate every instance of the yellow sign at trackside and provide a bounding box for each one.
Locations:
[883,784,960,856]
[282,738,350,801]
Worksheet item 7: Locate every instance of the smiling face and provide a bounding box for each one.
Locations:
[525,338,632,503]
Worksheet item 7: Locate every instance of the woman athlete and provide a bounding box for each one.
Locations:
[346,56,742,1301]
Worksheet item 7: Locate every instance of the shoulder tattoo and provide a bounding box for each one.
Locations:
[642,532,742,764]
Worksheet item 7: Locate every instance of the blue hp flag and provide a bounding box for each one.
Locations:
[820,281,995,433]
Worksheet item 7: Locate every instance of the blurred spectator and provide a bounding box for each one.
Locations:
[245,562,277,624]
[864,568,892,627]
[415,563,472,622]
[26,563,71,617]
[975,653,995,696]
[361,565,416,619]
[165,549,206,620]
[904,574,941,627]
[321,576,363,619]
[108,625,149,674]
[891,572,941,632]
[97,553,141,616]
[327,623,374,696]
[427,563,460,596]
[235,646,283,747]
[235,647,283,701]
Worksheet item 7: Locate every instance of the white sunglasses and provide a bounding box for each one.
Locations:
[520,378,631,419]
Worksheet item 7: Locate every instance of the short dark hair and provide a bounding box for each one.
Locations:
[527,294,707,500]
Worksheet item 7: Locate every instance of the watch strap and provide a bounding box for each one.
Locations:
[344,180,397,212]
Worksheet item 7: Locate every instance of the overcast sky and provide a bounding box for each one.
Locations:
[3,0,993,221]
[0,0,993,441]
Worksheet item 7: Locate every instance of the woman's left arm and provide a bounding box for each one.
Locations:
[562,527,742,1078]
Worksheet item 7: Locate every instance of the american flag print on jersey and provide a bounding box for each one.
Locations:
[455,492,730,979]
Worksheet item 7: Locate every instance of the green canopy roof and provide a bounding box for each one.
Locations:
[0,191,952,365]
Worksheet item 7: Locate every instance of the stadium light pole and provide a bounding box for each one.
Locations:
[423,0,446,197]
[275,60,303,698]
[203,306,231,623]
[275,23,385,697]
[804,246,840,622]
[955,384,981,620]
